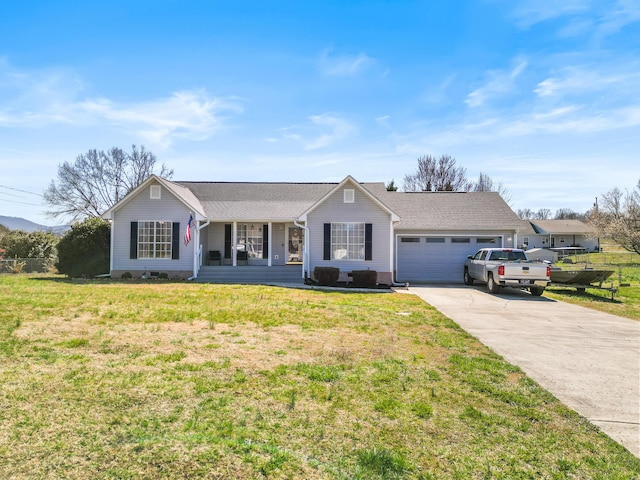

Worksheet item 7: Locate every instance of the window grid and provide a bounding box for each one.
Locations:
[331,222,364,260]
[138,221,172,259]
[237,224,263,258]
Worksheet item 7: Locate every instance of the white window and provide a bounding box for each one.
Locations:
[344,189,355,203]
[237,224,263,258]
[331,222,364,260]
[138,221,172,259]
[150,185,161,199]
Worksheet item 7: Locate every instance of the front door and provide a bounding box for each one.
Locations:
[287,227,304,264]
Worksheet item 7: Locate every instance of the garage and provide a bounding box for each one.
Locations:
[396,236,502,283]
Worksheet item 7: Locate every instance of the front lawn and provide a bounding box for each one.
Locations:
[1,275,638,479]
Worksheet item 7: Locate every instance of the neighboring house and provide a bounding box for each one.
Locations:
[521,219,599,253]
[102,175,526,284]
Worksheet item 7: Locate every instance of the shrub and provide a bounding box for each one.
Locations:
[351,270,377,288]
[314,267,339,286]
[158,272,169,279]
[56,218,110,278]
[121,272,132,279]
[0,229,58,262]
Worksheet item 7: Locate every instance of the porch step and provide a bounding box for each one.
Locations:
[195,265,304,284]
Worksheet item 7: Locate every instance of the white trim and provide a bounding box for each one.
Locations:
[298,175,399,222]
[102,175,206,220]
[268,222,272,267]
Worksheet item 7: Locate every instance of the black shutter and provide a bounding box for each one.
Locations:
[262,224,269,259]
[323,223,331,260]
[130,222,138,259]
[365,223,373,261]
[172,222,180,260]
[224,224,232,259]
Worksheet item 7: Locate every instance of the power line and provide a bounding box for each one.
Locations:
[0,197,44,207]
[0,184,44,197]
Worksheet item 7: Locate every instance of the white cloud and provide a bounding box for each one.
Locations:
[318,50,375,76]
[509,0,591,29]
[509,0,640,39]
[533,63,640,106]
[80,91,242,148]
[280,113,356,150]
[0,62,242,147]
[465,57,528,107]
[305,114,356,149]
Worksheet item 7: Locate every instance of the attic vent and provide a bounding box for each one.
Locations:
[344,189,355,203]
[150,185,161,199]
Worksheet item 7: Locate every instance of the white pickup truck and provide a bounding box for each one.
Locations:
[463,248,551,296]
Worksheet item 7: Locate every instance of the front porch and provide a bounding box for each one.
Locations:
[195,265,304,284]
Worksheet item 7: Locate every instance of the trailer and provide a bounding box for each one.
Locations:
[549,267,618,300]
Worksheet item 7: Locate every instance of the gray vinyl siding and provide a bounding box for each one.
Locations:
[307,185,392,275]
[111,182,194,273]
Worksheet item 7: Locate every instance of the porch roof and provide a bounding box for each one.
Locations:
[177,181,388,221]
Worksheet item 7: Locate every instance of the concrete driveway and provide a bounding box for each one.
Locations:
[406,285,640,457]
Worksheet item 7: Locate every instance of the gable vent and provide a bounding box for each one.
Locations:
[150,185,161,199]
[344,189,355,203]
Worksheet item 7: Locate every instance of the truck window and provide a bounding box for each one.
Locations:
[509,251,527,261]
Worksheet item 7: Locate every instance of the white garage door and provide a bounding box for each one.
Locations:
[397,236,501,283]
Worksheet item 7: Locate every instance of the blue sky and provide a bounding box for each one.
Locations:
[1,0,639,226]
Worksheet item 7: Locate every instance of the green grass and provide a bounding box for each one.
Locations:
[544,249,640,320]
[1,274,639,479]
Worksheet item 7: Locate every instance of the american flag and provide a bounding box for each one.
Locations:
[184,215,194,246]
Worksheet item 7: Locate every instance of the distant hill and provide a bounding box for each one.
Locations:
[0,216,69,235]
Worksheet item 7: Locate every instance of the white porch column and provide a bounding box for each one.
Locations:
[232,222,237,267]
[268,222,272,267]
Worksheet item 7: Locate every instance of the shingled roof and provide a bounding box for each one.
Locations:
[529,219,594,235]
[172,180,522,231]
[377,190,525,231]
[176,181,388,221]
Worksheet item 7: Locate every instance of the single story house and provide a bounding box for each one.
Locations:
[520,219,599,254]
[102,175,527,284]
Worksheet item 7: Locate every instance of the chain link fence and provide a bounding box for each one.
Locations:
[0,258,52,273]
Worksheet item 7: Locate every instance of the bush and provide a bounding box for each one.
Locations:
[158,272,169,279]
[57,218,110,278]
[351,270,377,288]
[0,229,58,262]
[121,272,132,279]
[314,267,339,286]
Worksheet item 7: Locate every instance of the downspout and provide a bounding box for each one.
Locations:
[108,215,114,275]
[294,220,309,280]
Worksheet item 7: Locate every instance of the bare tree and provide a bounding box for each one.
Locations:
[44,145,173,221]
[517,208,534,220]
[554,208,585,220]
[535,208,552,220]
[590,181,640,254]
[472,172,512,204]
[402,155,472,192]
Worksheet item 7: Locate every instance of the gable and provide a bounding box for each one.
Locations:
[299,176,399,222]
[102,175,205,220]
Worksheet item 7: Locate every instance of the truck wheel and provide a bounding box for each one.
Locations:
[487,274,500,294]
[463,268,474,285]
[530,287,544,296]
